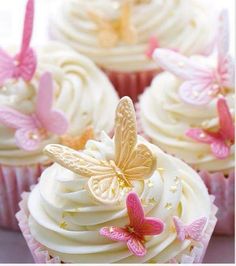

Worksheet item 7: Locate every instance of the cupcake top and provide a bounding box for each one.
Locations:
[27,97,213,263]
[139,11,235,173]
[0,0,119,166]
[50,0,216,72]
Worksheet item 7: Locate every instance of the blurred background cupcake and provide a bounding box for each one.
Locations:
[49,0,217,102]
[0,0,119,231]
[138,11,235,235]
[17,97,217,263]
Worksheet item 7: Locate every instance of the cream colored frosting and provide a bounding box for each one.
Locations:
[50,0,216,72]
[139,66,235,173]
[0,42,119,166]
[27,133,212,263]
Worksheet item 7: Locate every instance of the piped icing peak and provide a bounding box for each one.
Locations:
[0,72,68,151]
[0,0,36,86]
[153,10,234,106]
[44,96,156,204]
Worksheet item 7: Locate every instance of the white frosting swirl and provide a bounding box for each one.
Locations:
[139,58,235,173]
[0,42,119,166]
[27,133,212,263]
[50,0,217,72]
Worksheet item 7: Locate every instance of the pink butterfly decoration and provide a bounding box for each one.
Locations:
[173,216,207,242]
[153,10,235,106]
[100,192,165,257]
[0,0,36,86]
[146,36,160,59]
[186,97,234,159]
[0,72,69,151]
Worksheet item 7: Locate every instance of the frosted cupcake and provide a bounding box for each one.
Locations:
[17,97,217,263]
[50,0,217,102]
[0,0,118,230]
[138,11,234,235]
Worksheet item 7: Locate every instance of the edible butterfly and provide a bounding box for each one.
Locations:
[173,216,207,242]
[0,0,36,86]
[44,97,156,204]
[0,72,69,151]
[186,97,234,159]
[88,0,137,48]
[100,192,164,257]
[152,10,234,106]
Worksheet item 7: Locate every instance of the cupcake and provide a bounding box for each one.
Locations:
[0,0,119,230]
[138,11,234,235]
[50,0,217,102]
[17,97,217,263]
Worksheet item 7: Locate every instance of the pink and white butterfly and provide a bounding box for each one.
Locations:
[153,10,235,106]
[0,72,68,151]
[100,192,164,257]
[0,0,36,86]
[173,216,207,242]
[186,97,234,160]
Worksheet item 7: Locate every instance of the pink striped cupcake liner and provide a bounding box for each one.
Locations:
[0,163,48,231]
[16,193,217,264]
[136,107,234,236]
[102,68,160,103]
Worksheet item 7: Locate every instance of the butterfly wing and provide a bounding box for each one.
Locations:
[217,10,235,88]
[36,72,68,135]
[0,107,35,129]
[126,192,145,231]
[217,97,234,142]
[179,79,216,106]
[15,127,41,151]
[100,226,130,242]
[87,173,123,204]
[153,49,211,80]
[185,128,216,144]
[210,140,231,160]
[139,217,164,236]
[173,216,186,242]
[127,236,147,257]
[88,11,118,48]
[0,48,14,85]
[44,144,112,175]
[185,217,207,241]
[146,36,159,59]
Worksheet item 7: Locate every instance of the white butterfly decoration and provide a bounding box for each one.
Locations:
[44,97,156,204]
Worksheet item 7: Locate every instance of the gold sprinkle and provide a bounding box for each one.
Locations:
[197,153,204,159]
[59,221,68,229]
[147,180,154,188]
[147,259,156,263]
[174,176,179,184]
[165,202,173,210]
[149,197,156,205]
[157,167,164,175]
[190,19,196,28]
[111,188,116,195]
[170,185,177,193]
[190,245,194,252]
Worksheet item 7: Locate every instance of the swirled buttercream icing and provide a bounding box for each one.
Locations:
[50,0,217,72]
[28,134,212,263]
[0,42,119,165]
[139,68,234,173]
[27,97,213,263]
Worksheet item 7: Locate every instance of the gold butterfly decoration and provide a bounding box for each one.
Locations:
[44,97,156,205]
[60,127,94,151]
[133,0,151,4]
[88,0,137,48]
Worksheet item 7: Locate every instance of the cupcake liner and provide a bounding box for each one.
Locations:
[0,163,47,231]
[16,193,217,264]
[199,169,235,235]
[102,68,160,103]
[136,107,234,236]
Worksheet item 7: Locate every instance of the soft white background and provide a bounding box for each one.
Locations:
[0,0,235,264]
